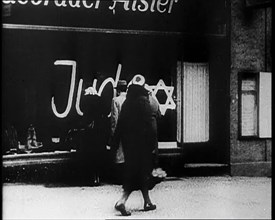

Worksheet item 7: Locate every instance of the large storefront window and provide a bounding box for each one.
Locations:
[2,28,180,154]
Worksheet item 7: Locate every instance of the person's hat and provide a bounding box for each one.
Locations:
[115,80,127,88]
[132,74,145,86]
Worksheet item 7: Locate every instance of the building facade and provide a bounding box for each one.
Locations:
[229,0,272,176]
[2,0,272,177]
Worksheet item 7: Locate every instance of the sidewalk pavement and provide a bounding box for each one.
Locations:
[3,176,271,219]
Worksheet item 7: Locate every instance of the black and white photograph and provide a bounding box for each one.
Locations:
[2,0,271,219]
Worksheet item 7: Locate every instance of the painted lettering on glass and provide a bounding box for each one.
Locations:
[51,60,176,118]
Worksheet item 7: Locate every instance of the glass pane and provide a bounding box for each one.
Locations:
[242,79,256,91]
[241,93,257,136]
[183,62,209,143]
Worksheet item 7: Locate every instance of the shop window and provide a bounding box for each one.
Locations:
[239,72,272,138]
[177,62,209,143]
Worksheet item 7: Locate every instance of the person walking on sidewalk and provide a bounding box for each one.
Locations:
[77,85,109,186]
[112,75,160,216]
[109,80,127,184]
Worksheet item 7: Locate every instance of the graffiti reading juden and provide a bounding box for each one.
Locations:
[51,60,176,118]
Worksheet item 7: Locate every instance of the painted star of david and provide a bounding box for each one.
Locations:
[147,79,176,115]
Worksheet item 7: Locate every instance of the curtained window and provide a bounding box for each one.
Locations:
[177,62,209,143]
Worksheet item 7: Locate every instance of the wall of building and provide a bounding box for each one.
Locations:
[229,0,272,176]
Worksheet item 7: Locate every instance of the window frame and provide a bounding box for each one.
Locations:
[238,71,260,140]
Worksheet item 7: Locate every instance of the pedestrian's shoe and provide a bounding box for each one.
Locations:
[115,203,131,216]
[144,203,157,211]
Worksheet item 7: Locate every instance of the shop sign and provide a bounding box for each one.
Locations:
[2,0,227,34]
[2,0,185,32]
[2,0,179,14]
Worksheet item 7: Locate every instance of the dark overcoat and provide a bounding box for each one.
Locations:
[78,94,109,174]
[113,85,159,191]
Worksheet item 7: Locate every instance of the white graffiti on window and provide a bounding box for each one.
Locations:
[51,60,176,118]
